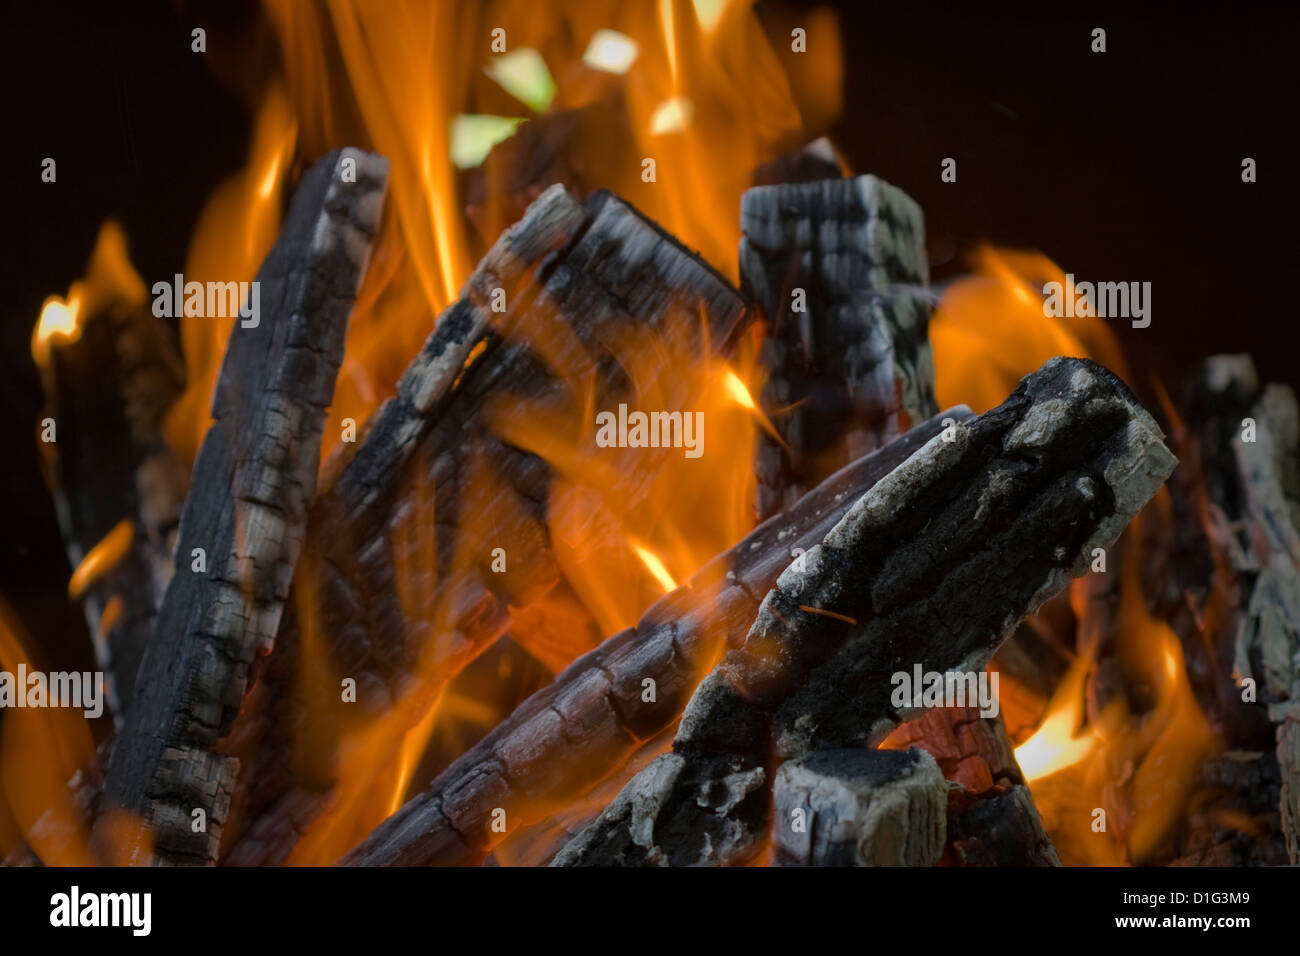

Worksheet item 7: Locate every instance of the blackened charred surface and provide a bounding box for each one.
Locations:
[552,357,1175,866]
[342,411,963,867]
[101,148,388,866]
[225,186,750,865]
[741,175,937,520]
[44,298,186,714]
[944,784,1060,867]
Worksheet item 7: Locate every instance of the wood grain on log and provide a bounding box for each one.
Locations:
[341,409,968,866]
[771,747,947,866]
[223,185,751,865]
[553,357,1176,866]
[99,148,389,865]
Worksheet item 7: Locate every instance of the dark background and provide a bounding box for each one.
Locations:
[1,0,1296,669]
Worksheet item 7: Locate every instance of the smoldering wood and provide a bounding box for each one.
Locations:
[98,148,389,866]
[883,707,1022,793]
[552,357,1176,866]
[223,184,751,865]
[1173,355,1300,862]
[40,298,186,718]
[739,174,936,522]
[944,784,1061,867]
[340,408,969,866]
[771,747,947,866]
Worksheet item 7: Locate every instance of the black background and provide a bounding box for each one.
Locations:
[1,0,1296,671]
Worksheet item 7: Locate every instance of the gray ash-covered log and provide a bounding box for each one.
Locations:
[552,357,1177,866]
[771,747,948,866]
[739,174,936,522]
[223,183,751,865]
[340,409,967,866]
[98,148,389,865]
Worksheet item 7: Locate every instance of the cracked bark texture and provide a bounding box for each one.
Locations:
[341,409,968,866]
[553,357,1176,866]
[740,174,936,522]
[99,148,389,865]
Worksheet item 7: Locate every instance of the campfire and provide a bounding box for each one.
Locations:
[3,0,1296,870]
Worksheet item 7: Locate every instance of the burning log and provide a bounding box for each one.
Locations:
[38,281,186,717]
[98,148,389,865]
[340,408,967,866]
[739,171,1022,844]
[551,357,1177,866]
[223,184,750,864]
[771,747,948,866]
[739,174,936,521]
[944,784,1061,866]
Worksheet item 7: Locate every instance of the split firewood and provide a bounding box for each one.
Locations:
[340,408,967,866]
[37,273,186,719]
[223,184,750,864]
[771,747,948,866]
[98,148,389,866]
[552,357,1177,866]
[944,784,1061,866]
[739,174,935,521]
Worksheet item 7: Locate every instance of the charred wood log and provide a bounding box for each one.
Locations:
[943,784,1061,866]
[771,747,947,866]
[740,171,1023,844]
[38,283,186,718]
[739,174,936,522]
[340,408,968,866]
[552,357,1176,866]
[223,184,751,864]
[98,148,389,865]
